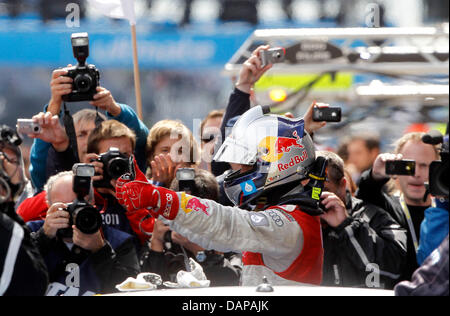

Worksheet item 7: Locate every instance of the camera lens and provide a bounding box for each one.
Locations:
[74,74,93,93]
[436,163,449,197]
[73,205,102,234]
[107,157,130,180]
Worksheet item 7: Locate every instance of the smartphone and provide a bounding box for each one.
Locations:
[16,119,41,135]
[312,107,342,122]
[385,160,416,176]
[260,48,286,68]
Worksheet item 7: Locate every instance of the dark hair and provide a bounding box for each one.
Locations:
[169,168,219,202]
[316,151,345,185]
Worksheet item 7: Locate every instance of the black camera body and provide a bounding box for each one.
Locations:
[58,164,102,238]
[176,168,196,194]
[62,32,100,103]
[422,126,449,198]
[429,135,449,198]
[94,147,131,189]
[58,199,103,238]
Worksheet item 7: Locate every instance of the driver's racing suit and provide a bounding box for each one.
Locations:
[165,193,323,286]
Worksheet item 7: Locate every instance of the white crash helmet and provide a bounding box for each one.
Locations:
[214,106,316,207]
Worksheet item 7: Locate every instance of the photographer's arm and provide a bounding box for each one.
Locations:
[47,67,73,116]
[212,46,272,177]
[29,67,73,191]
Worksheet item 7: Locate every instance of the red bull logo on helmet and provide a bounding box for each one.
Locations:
[258,130,304,163]
[277,150,309,172]
[181,192,210,216]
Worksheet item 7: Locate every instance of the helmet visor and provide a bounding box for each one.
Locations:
[213,137,257,165]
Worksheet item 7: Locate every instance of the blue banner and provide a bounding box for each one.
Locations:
[0,22,251,69]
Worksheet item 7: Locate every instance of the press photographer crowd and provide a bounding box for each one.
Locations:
[1,32,448,297]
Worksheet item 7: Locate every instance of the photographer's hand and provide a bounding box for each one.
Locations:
[235,45,273,94]
[29,112,70,152]
[43,202,70,238]
[319,191,349,228]
[150,154,176,187]
[304,101,328,134]
[90,87,122,117]
[72,226,105,253]
[48,66,73,115]
[372,153,403,181]
[150,219,171,252]
[83,153,104,182]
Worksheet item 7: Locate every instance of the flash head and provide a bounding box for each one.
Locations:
[72,163,95,178]
[71,32,90,64]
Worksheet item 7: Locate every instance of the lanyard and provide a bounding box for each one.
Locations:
[399,195,419,253]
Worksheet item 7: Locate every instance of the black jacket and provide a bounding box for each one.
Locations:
[322,197,407,289]
[29,221,140,295]
[356,168,428,282]
[0,202,49,296]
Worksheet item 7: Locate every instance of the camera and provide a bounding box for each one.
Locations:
[62,33,100,102]
[423,126,449,197]
[385,160,416,176]
[176,168,196,194]
[312,107,342,123]
[93,147,131,189]
[58,164,102,238]
[260,47,286,68]
[16,119,41,135]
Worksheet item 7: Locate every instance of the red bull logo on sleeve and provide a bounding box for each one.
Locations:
[181,193,210,216]
[258,130,304,163]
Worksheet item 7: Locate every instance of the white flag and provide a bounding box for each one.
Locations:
[87,0,136,25]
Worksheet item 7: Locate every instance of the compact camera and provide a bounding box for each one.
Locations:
[58,164,102,238]
[16,119,41,135]
[260,47,286,68]
[93,147,131,189]
[62,33,100,102]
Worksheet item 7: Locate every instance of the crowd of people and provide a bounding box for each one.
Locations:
[1,45,448,296]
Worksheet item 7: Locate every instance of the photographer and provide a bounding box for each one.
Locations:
[145,119,200,188]
[317,151,407,289]
[28,35,149,193]
[140,168,242,287]
[417,129,449,265]
[1,125,49,296]
[356,132,440,282]
[28,170,140,296]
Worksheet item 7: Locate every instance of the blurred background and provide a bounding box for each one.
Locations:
[0,0,448,157]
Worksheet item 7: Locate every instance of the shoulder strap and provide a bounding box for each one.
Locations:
[62,103,80,163]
